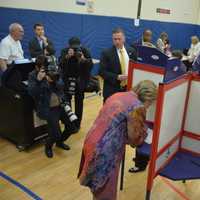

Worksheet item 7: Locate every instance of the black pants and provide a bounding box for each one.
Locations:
[182,60,193,71]
[135,148,150,170]
[103,86,127,103]
[46,106,73,146]
[66,92,84,127]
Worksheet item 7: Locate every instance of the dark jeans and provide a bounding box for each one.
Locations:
[46,106,73,146]
[66,91,84,127]
[135,148,149,170]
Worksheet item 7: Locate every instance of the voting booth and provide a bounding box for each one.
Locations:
[127,46,186,123]
[123,46,200,199]
[0,60,48,151]
[120,47,186,190]
[145,73,200,200]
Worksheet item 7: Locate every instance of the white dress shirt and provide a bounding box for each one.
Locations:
[117,46,129,75]
[0,34,24,64]
[37,37,43,49]
[157,38,165,53]
[188,42,200,62]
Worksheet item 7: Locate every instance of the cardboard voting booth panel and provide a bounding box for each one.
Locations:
[157,81,188,151]
[155,140,180,173]
[182,76,200,155]
[128,62,164,122]
[128,62,164,88]
[182,136,200,154]
[128,46,186,91]
[137,46,169,67]
[184,80,200,134]
[145,74,200,200]
[136,46,186,82]
[147,76,189,177]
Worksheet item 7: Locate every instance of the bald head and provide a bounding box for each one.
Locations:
[191,36,199,45]
[143,29,152,43]
[9,23,24,41]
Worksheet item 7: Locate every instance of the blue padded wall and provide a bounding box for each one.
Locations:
[0,7,199,59]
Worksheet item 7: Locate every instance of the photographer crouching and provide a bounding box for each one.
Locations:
[59,37,93,129]
[28,55,79,158]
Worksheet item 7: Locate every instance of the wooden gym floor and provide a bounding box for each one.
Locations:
[0,94,199,200]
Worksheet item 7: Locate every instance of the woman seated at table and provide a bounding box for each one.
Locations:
[78,80,157,200]
[192,52,200,72]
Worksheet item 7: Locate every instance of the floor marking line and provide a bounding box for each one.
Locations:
[0,171,42,200]
[160,176,191,200]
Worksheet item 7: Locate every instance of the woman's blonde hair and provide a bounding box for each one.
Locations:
[133,80,158,104]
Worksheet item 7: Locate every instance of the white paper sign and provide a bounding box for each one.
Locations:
[134,19,140,27]
[145,128,153,144]
[87,0,95,13]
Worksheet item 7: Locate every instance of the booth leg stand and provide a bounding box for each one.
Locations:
[120,149,126,191]
[145,190,151,200]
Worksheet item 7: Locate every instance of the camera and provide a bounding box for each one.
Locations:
[73,46,82,58]
[45,65,60,83]
[68,37,82,59]
[64,104,78,122]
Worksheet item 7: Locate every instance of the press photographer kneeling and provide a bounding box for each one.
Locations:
[28,55,79,158]
[59,37,93,129]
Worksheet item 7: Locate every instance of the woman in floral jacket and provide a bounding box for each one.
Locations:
[78,80,157,200]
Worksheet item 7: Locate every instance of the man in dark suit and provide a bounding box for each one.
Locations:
[133,29,155,48]
[100,28,137,102]
[29,23,55,58]
[130,29,156,174]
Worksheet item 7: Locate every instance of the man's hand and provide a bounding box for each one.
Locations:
[80,52,86,60]
[0,59,8,72]
[37,69,46,81]
[44,49,48,56]
[40,35,48,46]
[118,74,128,81]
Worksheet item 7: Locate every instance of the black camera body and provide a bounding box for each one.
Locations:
[71,46,82,59]
[45,65,60,83]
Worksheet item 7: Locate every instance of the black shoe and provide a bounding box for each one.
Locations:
[45,145,53,158]
[128,167,146,173]
[56,142,70,151]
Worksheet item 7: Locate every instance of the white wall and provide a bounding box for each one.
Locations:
[0,0,138,19]
[198,9,200,25]
[141,0,200,24]
[0,0,200,24]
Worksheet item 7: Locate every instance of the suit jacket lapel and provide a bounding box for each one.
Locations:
[112,46,121,69]
[125,45,131,58]
[35,37,43,50]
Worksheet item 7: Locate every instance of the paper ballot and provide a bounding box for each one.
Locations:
[144,128,153,144]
